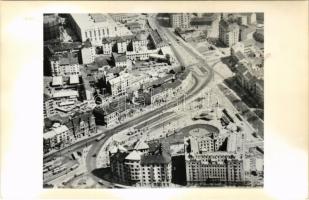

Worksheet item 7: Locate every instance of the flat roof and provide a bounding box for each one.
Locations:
[53,90,78,98]
[69,75,79,84]
[70,13,114,30]
[44,125,69,139]
[52,76,63,86]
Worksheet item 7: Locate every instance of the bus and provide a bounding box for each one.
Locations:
[62,176,74,185]
[70,164,79,171]
[74,172,84,177]
[52,166,66,175]
[96,134,106,141]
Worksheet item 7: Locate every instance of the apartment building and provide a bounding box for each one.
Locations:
[170,13,191,29]
[109,141,172,187]
[184,136,245,185]
[102,38,113,55]
[43,124,72,153]
[50,53,80,77]
[68,13,132,46]
[81,45,96,64]
[132,33,148,52]
[219,19,240,47]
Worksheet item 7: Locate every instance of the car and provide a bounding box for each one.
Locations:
[92,153,97,157]
[98,180,104,185]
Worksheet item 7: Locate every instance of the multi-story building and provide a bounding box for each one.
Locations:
[184,136,245,185]
[51,89,79,103]
[110,141,172,187]
[149,30,166,49]
[44,110,97,153]
[189,14,220,38]
[50,53,80,77]
[132,33,148,52]
[44,95,56,118]
[109,13,140,23]
[102,38,113,55]
[44,14,60,41]
[66,110,97,139]
[239,26,255,41]
[43,124,72,153]
[237,15,248,26]
[196,133,228,153]
[116,38,127,53]
[219,19,240,47]
[68,13,132,46]
[170,13,191,29]
[241,13,256,25]
[81,46,96,64]
[112,53,127,68]
[231,42,245,56]
[107,72,132,96]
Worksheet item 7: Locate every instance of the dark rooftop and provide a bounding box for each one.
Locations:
[110,151,129,163]
[141,142,171,165]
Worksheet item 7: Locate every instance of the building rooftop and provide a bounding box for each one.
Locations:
[69,75,79,84]
[95,56,110,67]
[110,151,129,162]
[125,150,142,161]
[141,150,171,165]
[234,51,246,61]
[135,32,148,41]
[113,53,127,63]
[134,140,149,150]
[70,13,114,30]
[50,53,79,65]
[46,42,82,54]
[220,20,239,32]
[52,90,78,98]
[190,17,214,26]
[242,39,256,47]
[43,125,69,139]
[149,30,164,46]
[52,76,63,86]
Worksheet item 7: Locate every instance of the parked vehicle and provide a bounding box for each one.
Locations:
[96,134,106,141]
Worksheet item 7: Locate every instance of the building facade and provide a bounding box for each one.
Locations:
[81,46,96,64]
[43,124,73,153]
[109,141,172,187]
[184,136,245,186]
[170,13,191,29]
[50,53,81,77]
[68,13,132,46]
[219,19,240,47]
[44,14,60,41]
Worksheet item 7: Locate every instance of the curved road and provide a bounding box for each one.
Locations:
[84,14,217,186]
[45,14,216,187]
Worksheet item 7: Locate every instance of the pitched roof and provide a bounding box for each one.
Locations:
[134,140,149,150]
[114,54,127,63]
[125,150,142,161]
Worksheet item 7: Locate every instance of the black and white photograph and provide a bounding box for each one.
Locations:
[43,12,265,189]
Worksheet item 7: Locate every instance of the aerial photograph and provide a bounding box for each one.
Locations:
[43,12,264,188]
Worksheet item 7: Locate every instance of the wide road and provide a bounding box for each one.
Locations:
[83,14,218,186]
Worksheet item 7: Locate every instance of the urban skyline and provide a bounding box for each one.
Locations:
[43,12,264,188]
